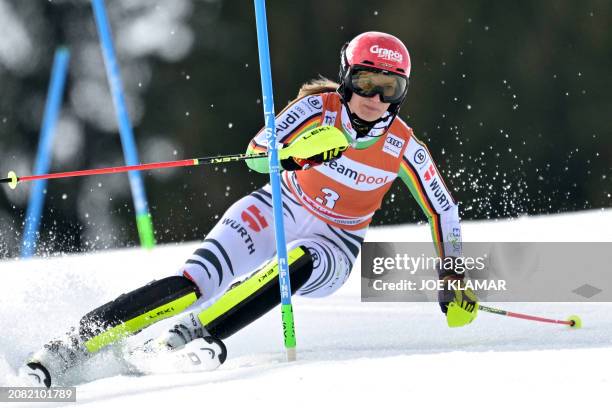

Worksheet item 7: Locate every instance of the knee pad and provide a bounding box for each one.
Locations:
[80,276,199,353]
[295,240,352,298]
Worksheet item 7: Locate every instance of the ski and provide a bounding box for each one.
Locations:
[19,336,227,388]
[123,336,227,375]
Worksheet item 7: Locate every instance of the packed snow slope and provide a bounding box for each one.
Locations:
[1,209,611,407]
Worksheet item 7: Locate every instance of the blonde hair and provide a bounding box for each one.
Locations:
[295,76,340,100]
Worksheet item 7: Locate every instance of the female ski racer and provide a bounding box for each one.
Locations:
[24,31,477,387]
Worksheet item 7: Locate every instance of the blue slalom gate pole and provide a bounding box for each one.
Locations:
[21,47,70,258]
[253,0,297,361]
[91,0,155,248]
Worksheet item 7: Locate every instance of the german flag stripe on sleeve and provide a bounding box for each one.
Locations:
[280,116,321,144]
[249,139,267,152]
[411,137,457,205]
[398,159,445,258]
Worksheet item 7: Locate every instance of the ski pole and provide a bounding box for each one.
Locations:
[0,152,267,189]
[253,0,297,362]
[1,126,348,190]
[478,304,582,328]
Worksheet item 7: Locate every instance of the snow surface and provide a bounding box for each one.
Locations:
[1,209,611,407]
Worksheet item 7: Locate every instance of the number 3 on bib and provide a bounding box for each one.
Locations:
[315,188,339,209]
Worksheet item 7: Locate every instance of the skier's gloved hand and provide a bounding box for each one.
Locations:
[279,126,349,170]
[438,266,478,328]
[281,146,347,170]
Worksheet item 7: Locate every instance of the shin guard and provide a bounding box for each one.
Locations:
[80,276,199,353]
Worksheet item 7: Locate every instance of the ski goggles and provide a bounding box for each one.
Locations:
[348,67,408,104]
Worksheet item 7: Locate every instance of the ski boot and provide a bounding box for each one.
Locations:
[20,328,89,388]
[154,311,227,368]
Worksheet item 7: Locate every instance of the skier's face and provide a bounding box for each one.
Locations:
[347,93,391,122]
